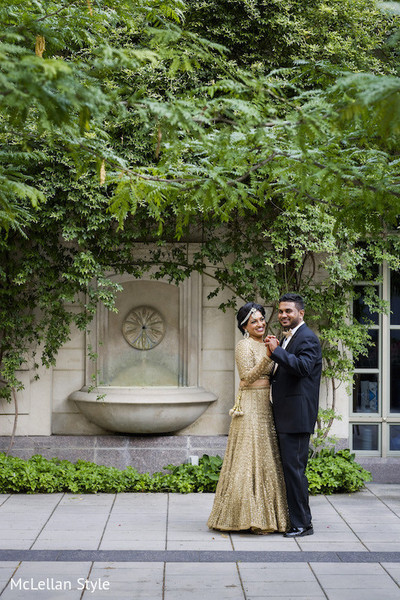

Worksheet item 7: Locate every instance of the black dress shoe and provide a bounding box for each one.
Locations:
[283,525,313,538]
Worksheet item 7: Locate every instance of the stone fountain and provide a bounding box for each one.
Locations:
[69,275,217,433]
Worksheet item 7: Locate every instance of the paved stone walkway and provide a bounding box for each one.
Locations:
[0,483,399,599]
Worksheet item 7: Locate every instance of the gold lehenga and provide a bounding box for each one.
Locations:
[207,337,289,533]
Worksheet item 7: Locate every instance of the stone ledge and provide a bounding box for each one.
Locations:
[0,435,228,474]
[1,435,399,481]
[357,457,400,484]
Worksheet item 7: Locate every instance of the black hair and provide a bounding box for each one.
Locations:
[237,302,266,335]
[279,293,305,311]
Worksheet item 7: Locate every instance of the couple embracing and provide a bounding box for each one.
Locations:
[207,293,322,537]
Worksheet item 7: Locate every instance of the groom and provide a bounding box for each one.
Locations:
[265,293,322,538]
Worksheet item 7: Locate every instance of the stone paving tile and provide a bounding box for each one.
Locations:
[166,540,233,550]
[167,530,225,541]
[311,563,384,574]
[6,562,92,577]
[83,585,161,599]
[238,563,315,581]
[84,562,164,599]
[164,562,243,600]
[0,541,35,550]
[0,524,49,533]
[48,506,110,516]
[313,572,398,589]
[0,495,63,546]
[363,542,400,552]
[2,590,82,600]
[90,561,164,580]
[231,542,299,552]
[112,493,167,510]
[0,561,92,600]
[31,539,102,550]
[0,564,20,595]
[337,514,400,524]
[323,590,400,600]
[356,531,400,542]
[59,494,115,506]
[231,539,300,552]
[1,493,63,506]
[101,531,166,542]
[299,531,360,542]
[246,597,325,600]
[383,563,400,585]
[367,483,400,497]
[311,562,400,600]
[296,541,368,552]
[243,580,324,598]
[169,516,209,526]
[105,524,166,535]
[99,540,166,550]
[0,531,40,539]
[350,523,400,533]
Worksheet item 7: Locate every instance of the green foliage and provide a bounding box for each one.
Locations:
[2,0,400,409]
[0,451,370,495]
[0,0,200,233]
[310,409,343,458]
[306,449,372,495]
[0,453,223,494]
[149,203,400,389]
[186,0,399,74]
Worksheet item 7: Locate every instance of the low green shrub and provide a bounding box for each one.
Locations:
[0,453,223,494]
[0,450,370,495]
[306,448,372,495]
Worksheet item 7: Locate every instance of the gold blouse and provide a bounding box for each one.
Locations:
[235,337,273,383]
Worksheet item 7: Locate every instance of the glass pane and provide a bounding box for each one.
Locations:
[354,329,379,369]
[353,286,379,325]
[352,424,379,451]
[390,330,400,413]
[391,271,400,325]
[390,425,400,451]
[353,373,379,413]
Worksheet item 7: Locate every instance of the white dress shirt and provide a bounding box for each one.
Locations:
[281,321,305,350]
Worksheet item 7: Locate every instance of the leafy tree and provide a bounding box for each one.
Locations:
[1,0,400,443]
[0,0,202,232]
[185,0,399,74]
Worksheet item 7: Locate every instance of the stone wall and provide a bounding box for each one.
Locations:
[1,435,399,483]
[0,435,229,474]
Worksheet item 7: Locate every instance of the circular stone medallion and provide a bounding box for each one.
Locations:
[122,306,166,350]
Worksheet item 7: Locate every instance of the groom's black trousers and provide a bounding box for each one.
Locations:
[277,432,312,529]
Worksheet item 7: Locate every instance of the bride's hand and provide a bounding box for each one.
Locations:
[264,335,279,356]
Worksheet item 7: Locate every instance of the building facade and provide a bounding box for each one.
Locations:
[1,264,399,479]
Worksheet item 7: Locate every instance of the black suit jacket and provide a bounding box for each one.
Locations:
[271,323,322,434]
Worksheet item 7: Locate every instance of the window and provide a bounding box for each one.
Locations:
[350,267,400,456]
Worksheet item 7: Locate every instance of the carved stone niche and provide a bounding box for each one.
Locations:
[70,273,217,433]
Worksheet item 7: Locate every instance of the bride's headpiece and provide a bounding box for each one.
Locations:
[240,306,257,325]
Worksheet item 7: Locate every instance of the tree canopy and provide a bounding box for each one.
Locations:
[1,0,400,405]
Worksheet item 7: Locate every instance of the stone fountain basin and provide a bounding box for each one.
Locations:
[70,386,217,434]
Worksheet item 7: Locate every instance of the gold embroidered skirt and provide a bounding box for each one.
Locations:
[207,386,289,533]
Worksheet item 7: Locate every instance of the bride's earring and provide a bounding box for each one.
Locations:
[244,330,249,339]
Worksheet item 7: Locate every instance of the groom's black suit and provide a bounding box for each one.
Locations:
[270,323,322,529]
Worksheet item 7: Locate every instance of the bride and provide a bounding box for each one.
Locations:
[207,302,289,534]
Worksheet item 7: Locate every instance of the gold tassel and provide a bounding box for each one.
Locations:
[99,160,106,185]
[35,36,45,58]
[229,389,244,417]
[87,0,93,15]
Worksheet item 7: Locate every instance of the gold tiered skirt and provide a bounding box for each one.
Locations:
[207,386,289,533]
